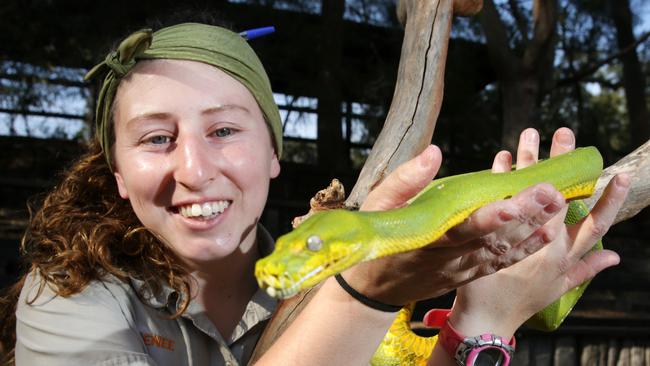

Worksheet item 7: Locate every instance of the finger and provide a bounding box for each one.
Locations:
[516,128,539,169]
[549,127,575,157]
[436,183,564,249]
[491,150,512,173]
[456,215,558,272]
[483,223,557,269]
[562,249,620,292]
[567,174,630,260]
[361,145,442,212]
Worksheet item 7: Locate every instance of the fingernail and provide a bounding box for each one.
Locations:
[615,174,630,188]
[544,191,564,213]
[499,151,511,163]
[525,129,539,144]
[498,209,514,222]
[557,130,574,147]
[544,201,561,214]
[535,189,551,205]
[419,145,436,168]
[419,146,430,168]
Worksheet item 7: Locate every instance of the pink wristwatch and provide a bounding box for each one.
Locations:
[424,309,516,366]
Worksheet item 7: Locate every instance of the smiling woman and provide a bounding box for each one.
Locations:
[112,59,280,267]
[0,22,287,366]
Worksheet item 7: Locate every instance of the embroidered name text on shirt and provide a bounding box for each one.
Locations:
[142,333,175,351]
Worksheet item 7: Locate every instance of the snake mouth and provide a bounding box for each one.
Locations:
[257,253,351,299]
[258,265,325,299]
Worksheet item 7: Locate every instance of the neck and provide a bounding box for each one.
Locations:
[191,226,261,339]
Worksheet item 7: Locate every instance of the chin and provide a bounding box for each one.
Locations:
[176,240,240,264]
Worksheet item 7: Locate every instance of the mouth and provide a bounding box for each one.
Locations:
[258,255,350,299]
[259,265,325,299]
[170,200,232,221]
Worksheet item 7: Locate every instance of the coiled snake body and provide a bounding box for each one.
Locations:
[255,147,603,365]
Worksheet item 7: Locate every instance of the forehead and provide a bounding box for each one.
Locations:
[113,59,263,120]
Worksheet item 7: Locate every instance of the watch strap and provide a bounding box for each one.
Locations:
[423,308,516,363]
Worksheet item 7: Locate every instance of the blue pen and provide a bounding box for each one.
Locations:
[239,26,275,40]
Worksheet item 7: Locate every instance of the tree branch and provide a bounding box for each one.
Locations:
[522,0,557,69]
[507,0,529,43]
[479,0,518,76]
[583,139,650,224]
[553,30,650,91]
[581,77,622,90]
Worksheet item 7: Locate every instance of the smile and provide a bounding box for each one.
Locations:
[177,200,231,218]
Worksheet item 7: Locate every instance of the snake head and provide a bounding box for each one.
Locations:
[255,209,370,299]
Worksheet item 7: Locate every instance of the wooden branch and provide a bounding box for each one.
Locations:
[583,139,650,224]
[249,0,464,362]
[453,0,483,17]
[346,0,456,208]
[398,0,482,23]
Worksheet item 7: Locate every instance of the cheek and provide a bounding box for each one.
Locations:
[115,152,169,203]
[116,146,166,178]
[221,142,273,180]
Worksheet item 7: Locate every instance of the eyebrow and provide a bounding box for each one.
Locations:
[125,104,251,127]
[201,104,251,116]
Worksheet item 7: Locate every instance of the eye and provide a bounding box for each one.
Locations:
[214,127,233,138]
[306,235,323,252]
[144,135,172,145]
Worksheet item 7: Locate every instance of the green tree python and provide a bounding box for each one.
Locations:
[255,147,603,365]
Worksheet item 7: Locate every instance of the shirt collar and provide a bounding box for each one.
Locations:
[129,224,277,313]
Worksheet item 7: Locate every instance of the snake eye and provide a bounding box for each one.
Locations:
[306,235,323,251]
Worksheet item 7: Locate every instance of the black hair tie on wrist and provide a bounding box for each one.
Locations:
[334,274,403,313]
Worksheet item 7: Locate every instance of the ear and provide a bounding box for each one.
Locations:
[269,152,281,179]
[114,171,130,199]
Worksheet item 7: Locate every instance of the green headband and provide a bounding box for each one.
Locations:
[85,23,283,170]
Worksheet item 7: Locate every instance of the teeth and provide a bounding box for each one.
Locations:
[201,203,211,216]
[178,200,230,218]
[192,204,202,216]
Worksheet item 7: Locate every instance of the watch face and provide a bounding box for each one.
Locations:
[473,348,506,366]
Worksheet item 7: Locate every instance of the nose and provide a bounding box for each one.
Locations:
[172,135,216,191]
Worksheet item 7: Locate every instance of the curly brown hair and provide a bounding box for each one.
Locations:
[0,140,192,364]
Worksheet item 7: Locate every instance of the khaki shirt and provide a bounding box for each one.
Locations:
[15,226,277,366]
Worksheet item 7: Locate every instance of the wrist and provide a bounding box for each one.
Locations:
[334,274,403,312]
[448,309,517,341]
[342,264,408,306]
[426,309,516,366]
[321,276,397,322]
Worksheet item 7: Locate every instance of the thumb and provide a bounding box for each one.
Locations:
[361,145,441,211]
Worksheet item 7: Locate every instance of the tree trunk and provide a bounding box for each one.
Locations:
[610,0,650,149]
[317,0,348,172]
[479,0,557,151]
[500,76,541,152]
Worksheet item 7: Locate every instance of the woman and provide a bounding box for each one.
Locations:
[0,21,629,366]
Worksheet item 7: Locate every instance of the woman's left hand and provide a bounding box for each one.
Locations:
[448,128,631,339]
